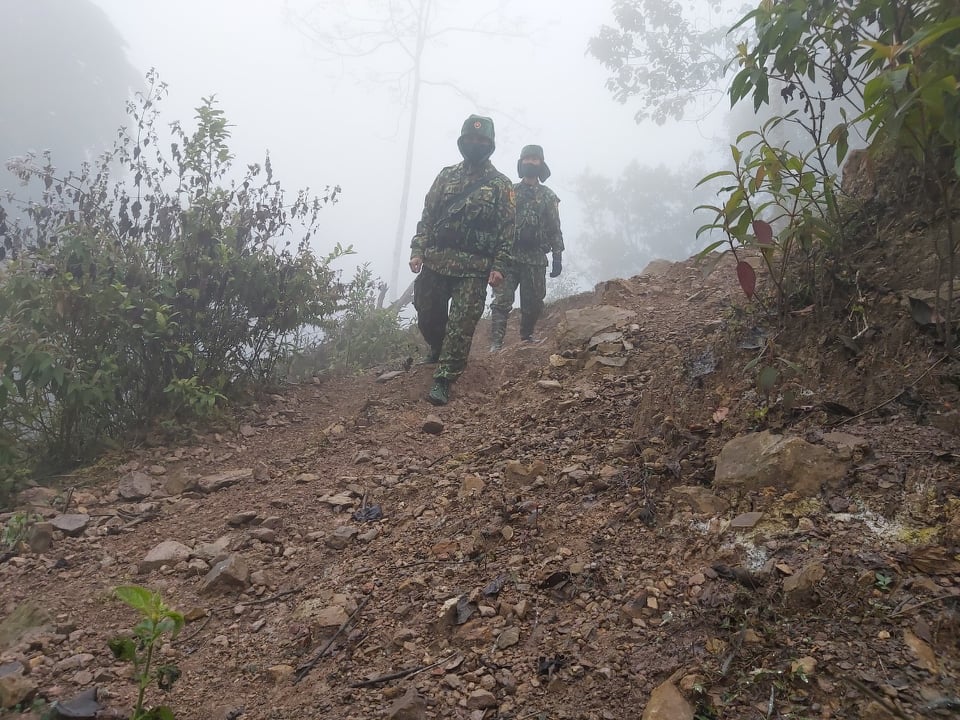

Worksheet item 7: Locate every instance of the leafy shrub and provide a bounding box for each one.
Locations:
[0,70,344,499]
[696,0,960,324]
[316,263,419,373]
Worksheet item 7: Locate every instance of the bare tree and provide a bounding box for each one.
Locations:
[288,0,529,299]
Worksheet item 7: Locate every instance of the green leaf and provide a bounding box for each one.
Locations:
[108,636,137,662]
[696,239,728,258]
[906,17,960,52]
[696,170,736,187]
[860,40,899,63]
[115,585,157,615]
[141,707,176,720]
[695,224,725,240]
[730,143,743,167]
[757,366,779,396]
[743,353,764,372]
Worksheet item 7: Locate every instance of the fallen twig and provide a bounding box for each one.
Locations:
[831,355,947,426]
[424,452,453,469]
[349,653,457,688]
[720,628,745,677]
[174,611,214,646]
[295,593,371,683]
[890,593,959,619]
[396,558,470,569]
[215,585,304,612]
[845,675,911,720]
[60,487,75,515]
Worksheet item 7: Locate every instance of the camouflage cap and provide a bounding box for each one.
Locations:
[517,144,551,182]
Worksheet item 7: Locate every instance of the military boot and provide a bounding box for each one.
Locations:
[427,378,450,406]
[489,311,508,353]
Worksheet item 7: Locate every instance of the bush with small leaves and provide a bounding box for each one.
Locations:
[0,70,346,503]
[317,263,420,373]
[696,0,960,330]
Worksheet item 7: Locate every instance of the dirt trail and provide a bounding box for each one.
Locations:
[2,253,959,720]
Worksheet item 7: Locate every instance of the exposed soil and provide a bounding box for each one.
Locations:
[2,217,960,720]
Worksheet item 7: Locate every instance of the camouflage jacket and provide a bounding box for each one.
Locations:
[410,160,515,277]
[513,181,563,266]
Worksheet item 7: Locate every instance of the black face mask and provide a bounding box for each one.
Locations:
[520,162,540,178]
[461,143,490,164]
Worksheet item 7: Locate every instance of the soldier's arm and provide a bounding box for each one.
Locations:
[410,172,445,259]
[491,178,516,276]
[546,190,564,255]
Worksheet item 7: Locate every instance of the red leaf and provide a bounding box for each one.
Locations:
[753,219,774,245]
[736,260,756,298]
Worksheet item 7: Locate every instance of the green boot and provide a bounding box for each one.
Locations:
[427,378,450,406]
[490,310,508,353]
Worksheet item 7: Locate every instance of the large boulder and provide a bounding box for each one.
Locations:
[714,431,849,496]
[556,305,637,351]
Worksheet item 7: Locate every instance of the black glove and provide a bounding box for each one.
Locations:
[549,253,562,278]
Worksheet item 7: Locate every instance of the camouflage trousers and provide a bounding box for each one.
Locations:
[414,266,487,381]
[490,262,546,341]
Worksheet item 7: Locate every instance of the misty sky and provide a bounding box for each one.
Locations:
[50,1,727,291]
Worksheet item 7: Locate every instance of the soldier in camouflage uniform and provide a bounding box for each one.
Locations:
[489,144,564,351]
[409,114,515,406]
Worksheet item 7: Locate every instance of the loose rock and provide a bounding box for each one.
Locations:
[140,540,193,573]
[199,553,250,594]
[422,414,444,435]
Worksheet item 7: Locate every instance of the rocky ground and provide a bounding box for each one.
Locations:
[1,248,960,720]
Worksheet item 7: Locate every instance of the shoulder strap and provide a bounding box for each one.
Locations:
[437,169,499,219]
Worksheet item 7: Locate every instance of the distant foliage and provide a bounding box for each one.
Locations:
[0,70,344,498]
[575,161,714,283]
[588,0,747,124]
[315,263,419,373]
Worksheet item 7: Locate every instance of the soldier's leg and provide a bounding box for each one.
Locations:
[519,264,547,339]
[413,268,453,358]
[489,270,519,348]
[435,275,488,382]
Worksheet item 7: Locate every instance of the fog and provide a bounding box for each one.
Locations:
[3,0,735,296]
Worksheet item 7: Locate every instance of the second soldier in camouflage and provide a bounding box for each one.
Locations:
[489,144,564,349]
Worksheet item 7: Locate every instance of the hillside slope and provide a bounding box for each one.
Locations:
[1,249,959,720]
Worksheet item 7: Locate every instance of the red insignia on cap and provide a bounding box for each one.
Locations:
[474,121,482,129]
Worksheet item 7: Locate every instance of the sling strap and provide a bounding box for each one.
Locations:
[436,169,498,221]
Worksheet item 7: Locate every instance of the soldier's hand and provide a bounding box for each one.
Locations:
[488,270,504,288]
[409,257,423,274]
[550,254,562,278]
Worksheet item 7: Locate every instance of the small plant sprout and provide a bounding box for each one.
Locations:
[874,571,894,592]
[109,585,184,720]
[2,511,40,550]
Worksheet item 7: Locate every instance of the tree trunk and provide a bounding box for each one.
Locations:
[388,0,430,299]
